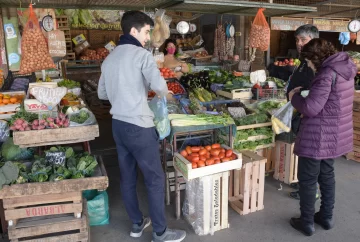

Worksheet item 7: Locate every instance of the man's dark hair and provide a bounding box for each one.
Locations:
[121,11,154,34]
[294,24,319,39]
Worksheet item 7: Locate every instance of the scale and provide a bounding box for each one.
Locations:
[348,19,360,33]
[190,23,197,33]
[42,14,54,32]
[176,21,190,35]
[226,23,235,38]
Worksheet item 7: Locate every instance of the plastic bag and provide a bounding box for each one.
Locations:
[182,176,214,236]
[83,190,110,226]
[148,96,171,140]
[0,120,10,143]
[69,108,96,127]
[19,5,56,74]
[249,8,270,51]
[271,101,294,134]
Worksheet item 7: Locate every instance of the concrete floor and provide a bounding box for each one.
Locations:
[1,118,360,242]
[89,119,360,242]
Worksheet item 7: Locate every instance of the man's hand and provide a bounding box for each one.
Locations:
[289,86,302,101]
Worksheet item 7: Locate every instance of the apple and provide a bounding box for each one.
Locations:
[274,61,279,66]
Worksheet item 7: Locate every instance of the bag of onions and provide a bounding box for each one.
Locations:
[249,8,270,52]
[19,4,56,74]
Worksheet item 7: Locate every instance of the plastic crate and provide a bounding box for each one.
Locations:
[253,88,286,100]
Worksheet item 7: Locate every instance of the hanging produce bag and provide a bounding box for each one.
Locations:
[249,8,270,52]
[19,4,56,74]
[148,96,171,140]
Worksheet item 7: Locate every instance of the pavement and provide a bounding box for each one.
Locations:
[1,118,360,242]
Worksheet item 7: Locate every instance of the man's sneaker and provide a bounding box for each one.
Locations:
[152,228,186,242]
[130,217,151,238]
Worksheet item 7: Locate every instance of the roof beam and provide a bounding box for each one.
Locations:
[156,0,184,9]
[320,7,360,17]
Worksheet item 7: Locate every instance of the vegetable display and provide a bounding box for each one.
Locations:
[169,113,234,127]
[234,113,270,126]
[234,137,273,151]
[70,110,90,124]
[179,144,238,168]
[167,81,185,94]
[57,79,81,89]
[235,127,273,141]
[10,112,70,131]
[160,68,176,79]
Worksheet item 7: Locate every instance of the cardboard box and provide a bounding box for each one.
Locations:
[104,41,116,52]
[72,34,86,45]
[74,41,90,55]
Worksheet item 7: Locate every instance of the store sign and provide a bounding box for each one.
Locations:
[271,17,312,31]
[46,30,66,57]
[313,19,349,32]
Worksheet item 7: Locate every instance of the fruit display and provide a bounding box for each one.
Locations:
[193,51,209,58]
[179,144,238,169]
[167,81,185,95]
[80,48,109,61]
[0,93,24,106]
[61,93,80,106]
[274,58,300,67]
[159,68,176,79]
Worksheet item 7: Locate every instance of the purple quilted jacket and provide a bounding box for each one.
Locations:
[291,52,356,159]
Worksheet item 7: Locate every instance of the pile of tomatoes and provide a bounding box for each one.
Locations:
[159,68,176,79]
[180,144,237,169]
[167,81,184,94]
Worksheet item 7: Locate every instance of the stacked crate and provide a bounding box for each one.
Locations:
[347,91,360,162]
[56,15,75,61]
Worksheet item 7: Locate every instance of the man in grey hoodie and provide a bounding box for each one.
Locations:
[98,11,186,242]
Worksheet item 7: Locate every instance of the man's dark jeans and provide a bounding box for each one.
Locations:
[298,156,335,224]
[112,119,166,233]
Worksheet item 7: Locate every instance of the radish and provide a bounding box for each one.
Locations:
[16,119,24,125]
[46,117,54,122]
[19,127,25,131]
[25,127,31,131]
[9,126,16,131]
[32,125,38,130]
[22,122,28,128]
[39,119,46,125]
[39,125,45,130]
[55,117,60,124]
[32,120,39,126]
[15,124,22,130]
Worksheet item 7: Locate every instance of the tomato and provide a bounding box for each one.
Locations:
[191,146,201,152]
[198,161,205,167]
[205,145,212,151]
[211,143,221,149]
[190,153,199,157]
[206,152,211,159]
[192,156,199,162]
[225,150,233,158]
[180,150,188,157]
[221,148,226,153]
[205,159,214,166]
[219,152,225,159]
[199,155,207,161]
[199,149,207,156]
[231,154,237,160]
[186,146,192,154]
[214,157,221,164]
[210,149,220,157]
[221,158,231,162]
[192,162,198,169]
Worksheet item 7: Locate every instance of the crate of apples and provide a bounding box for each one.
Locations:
[167,81,185,95]
[159,68,176,79]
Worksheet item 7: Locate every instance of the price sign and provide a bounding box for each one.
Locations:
[46,151,66,166]
[30,87,67,110]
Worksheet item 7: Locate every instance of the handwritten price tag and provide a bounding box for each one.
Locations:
[46,151,66,166]
[30,87,67,110]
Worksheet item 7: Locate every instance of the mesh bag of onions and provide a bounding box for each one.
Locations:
[249,8,270,51]
[19,4,56,74]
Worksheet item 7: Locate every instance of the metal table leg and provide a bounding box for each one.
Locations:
[162,139,171,205]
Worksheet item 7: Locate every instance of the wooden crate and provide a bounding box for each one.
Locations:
[0,156,108,199]
[346,152,360,162]
[273,141,298,185]
[66,41,73,52]
[228,151,265,215]
[256,147,275,173]
[173,145,242,180]
[13,124,99,148]
[0,91,26,119]
[8,201,89,242]
[184,171,229,234]
[3,192,83,227]
[66,52,76,61]
[56,16,69,29]
[216,88,252,100]
[62,28,72,42]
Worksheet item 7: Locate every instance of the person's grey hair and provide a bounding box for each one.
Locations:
[294,24,319,39]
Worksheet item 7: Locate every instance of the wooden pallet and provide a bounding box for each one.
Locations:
[13,124,99,148]
[273,141,298,185]
[184,171,229,234]
[3,192,83,227]
[228,151,265,215]
[8,201,89,242]
[56,16,69,29]
[62,28,72,42]
[66,41,73,52]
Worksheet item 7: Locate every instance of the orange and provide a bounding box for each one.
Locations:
[0,99,2,104]
[2,99,9,104]
[10,97,17,103]
[0,94,3,98]
[0,103,5,106]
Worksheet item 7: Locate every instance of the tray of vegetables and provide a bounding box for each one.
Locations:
[174,144,242,180]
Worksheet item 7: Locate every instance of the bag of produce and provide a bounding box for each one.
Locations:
[148,96,171,140]
[19,4,56,74]
[249,8,270,52]
[83,190,110,226]
[271,101,294,134]
[69,108,96,127]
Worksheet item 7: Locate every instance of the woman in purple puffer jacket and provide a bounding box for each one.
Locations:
[288,38,356,236]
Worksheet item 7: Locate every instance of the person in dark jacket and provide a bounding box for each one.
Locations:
[288,38,356,236]
[286,24,319,200]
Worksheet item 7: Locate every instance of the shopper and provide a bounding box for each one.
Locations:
[286,24,320,201]
[163,39,189,79]
[288,38,356,236]
[98,11,186,242]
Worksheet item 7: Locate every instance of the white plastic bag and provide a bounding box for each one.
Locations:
[69,108,96,127]
[250,70,266,84]
[148,96,170,140]
[271,101,294,134]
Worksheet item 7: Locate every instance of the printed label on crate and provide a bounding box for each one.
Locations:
[279,143,285,177]
[174,156,188,178]
[45,151,66,166]
[212,177,221,228]
[25,101,50,112]
[25,205,66,217]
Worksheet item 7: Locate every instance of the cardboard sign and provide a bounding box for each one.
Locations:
[271,17,312,31]
[46,30,66,57]
[313,19,349,32]
[30,87,67,110]
[46,151,66,166]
